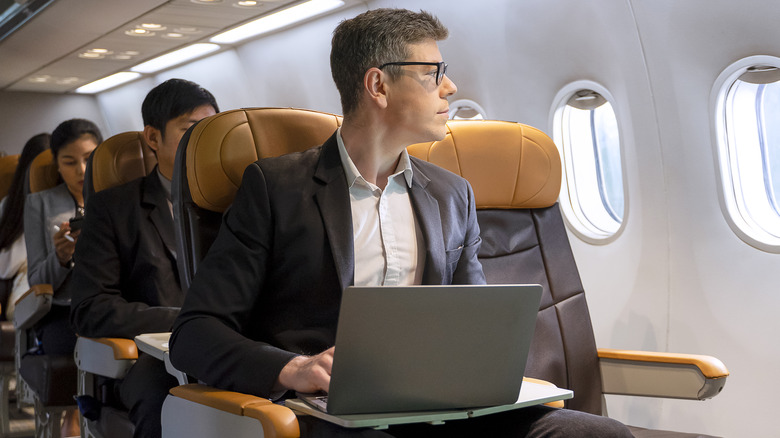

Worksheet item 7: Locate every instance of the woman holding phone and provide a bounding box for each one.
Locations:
[23,118,101,437]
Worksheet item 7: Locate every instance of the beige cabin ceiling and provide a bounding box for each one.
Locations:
[0,0,345,93]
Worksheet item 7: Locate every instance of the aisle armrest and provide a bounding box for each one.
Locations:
[74,337,138,379]
[169,384,299,438]
[12,284,53,330]
[598,348,728,400]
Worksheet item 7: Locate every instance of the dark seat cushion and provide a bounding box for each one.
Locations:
[89,406,134,438]
[19,354,77,406]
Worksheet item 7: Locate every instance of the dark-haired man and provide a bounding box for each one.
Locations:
[70,78,218,438]
[170,9,632,437]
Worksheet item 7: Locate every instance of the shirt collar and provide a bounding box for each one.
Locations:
[156,166,172,201]
[336,127,414,189]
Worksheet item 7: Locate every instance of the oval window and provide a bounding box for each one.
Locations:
[551,82,626,242]
[448,99,487,120]
[712,56,780,251]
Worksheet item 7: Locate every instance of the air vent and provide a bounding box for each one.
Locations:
[0,0,54,43]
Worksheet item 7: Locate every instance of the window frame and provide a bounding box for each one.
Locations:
[711,55,780,252]
[549,80,628,244]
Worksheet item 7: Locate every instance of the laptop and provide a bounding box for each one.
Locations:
[298,284,543,416]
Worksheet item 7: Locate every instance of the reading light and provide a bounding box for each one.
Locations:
[75,72,142,94]
[210,0,344,44]
[130,43,220,74]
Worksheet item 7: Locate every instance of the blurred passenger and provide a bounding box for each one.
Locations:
[24,118,102,437]
[70,78,218,438]
[0,133,50,320]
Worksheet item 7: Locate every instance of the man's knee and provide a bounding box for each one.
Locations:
[538,408,633,438]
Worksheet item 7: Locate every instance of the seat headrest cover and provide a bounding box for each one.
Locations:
[92,132,157,193]
[29,149,59,194]
[407,120,561,209]
[0,154,20,199]
[186,108,342,212]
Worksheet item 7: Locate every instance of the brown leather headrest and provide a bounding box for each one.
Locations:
[28,149,59,194]
[407,120,561,209]
[92,132,157,193]
[0,154,19,199]
[186,107,342,212]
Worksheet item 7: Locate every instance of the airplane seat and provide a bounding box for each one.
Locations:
[173,107,344,292]
[163,109,728,437]
[73,131,158,438]
[0,153,28,437]
[84,131,157,200]
[0,153,20,348]
[164,107,342,438]
[406,119,730,437]
[13,148,76,437]
[0,154,19,200]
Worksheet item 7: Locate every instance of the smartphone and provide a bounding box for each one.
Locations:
[69,216,84,232]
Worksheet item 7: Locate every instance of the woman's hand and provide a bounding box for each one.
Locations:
[53,221,77,267]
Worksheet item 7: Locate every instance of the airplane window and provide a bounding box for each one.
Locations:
[552,84,626,242]
[448,99,487,120]
[714,57,780,251]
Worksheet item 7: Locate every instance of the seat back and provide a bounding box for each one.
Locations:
[0,154,20,199]
[408,120,603,414]
[86,131,157,198]
[27,149,59,194]
[173,107,342,292]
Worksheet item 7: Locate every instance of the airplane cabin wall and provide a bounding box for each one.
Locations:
[0,91,108,155]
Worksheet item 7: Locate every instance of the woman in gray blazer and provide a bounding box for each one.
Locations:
[24,119,102,354]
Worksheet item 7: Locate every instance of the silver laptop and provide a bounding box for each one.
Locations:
[300,284,543,415]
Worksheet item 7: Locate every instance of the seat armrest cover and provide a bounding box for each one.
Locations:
[169,384,299,438]
[13,284,53,330]
[598,348,728,400]
[74,337,138,379]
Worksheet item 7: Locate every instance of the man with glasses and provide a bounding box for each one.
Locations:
[171,8,632,437]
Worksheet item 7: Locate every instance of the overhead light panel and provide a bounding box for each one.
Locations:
[131,43,220,74]
[75,72,142,94]
[211,0,344,44]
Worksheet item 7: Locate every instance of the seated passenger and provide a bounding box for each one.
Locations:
[170,8,633,437]
[69,78,218,438]
[0,133,50,320]
[24,118,102,437]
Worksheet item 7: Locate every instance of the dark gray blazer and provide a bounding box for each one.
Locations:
[24,183,77,301]
[70,169,183,339]
[170,133,485,398]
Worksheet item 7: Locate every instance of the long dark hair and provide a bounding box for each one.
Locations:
[0,133,51,250]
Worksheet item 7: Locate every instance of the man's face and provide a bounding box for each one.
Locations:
[146,104,217,179]
[384,40,457,145]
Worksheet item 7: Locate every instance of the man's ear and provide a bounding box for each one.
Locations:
[364,68,388,109]
[143,125,162,153]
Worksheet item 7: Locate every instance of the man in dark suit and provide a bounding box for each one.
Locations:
[70,79,218,438]
[170,9,632,438]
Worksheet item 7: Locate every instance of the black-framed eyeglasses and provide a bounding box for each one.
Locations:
[378,61,448,86]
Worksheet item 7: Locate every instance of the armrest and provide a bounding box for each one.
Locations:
[598,348,729,400]
[523,377,564,408]
[74,337,138,379]
[168,384,299,438]
[12,284,53,330]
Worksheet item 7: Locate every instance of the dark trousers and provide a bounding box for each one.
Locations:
[119,353,179,438]
[34,304,77,355]
[298,404,634,438]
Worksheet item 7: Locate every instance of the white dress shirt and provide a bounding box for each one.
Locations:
[336,129,425,286]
